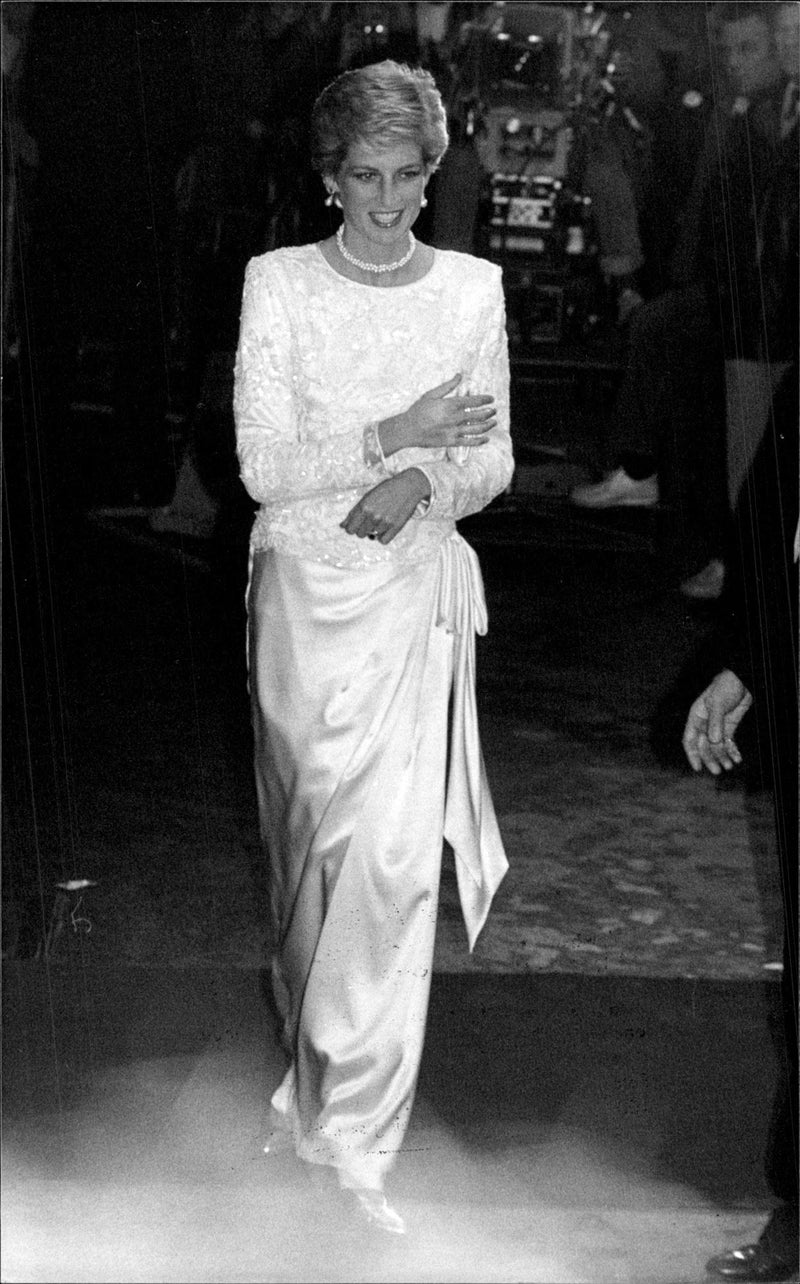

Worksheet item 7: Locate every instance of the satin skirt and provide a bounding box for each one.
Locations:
[248,535,506,1189]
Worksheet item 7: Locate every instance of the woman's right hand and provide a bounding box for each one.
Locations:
[378,373,496,456]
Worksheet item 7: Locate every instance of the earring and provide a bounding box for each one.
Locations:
[324,190,335,207]
[420,195,428,208]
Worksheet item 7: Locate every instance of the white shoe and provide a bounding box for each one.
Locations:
[680,558,725,600]
[570,468,659,509]
[351,1188,406,1235]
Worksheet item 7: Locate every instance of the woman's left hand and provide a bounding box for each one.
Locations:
[341,468,431,545]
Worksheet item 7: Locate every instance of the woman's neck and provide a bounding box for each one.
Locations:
[319,235,435,288]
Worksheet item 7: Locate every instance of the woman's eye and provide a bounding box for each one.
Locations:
[351,171,421,182]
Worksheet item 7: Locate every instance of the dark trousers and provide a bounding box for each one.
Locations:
[731,367,799,1258]
[759,569,798,1257]
[609,284,729,576]
[759,722,798,1261]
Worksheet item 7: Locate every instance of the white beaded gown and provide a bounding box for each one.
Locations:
[234,243,513,1191]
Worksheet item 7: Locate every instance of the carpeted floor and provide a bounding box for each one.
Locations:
[8,499,780,985]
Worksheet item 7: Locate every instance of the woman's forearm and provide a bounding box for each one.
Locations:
[376,414,410,458]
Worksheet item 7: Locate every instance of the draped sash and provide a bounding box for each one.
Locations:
[438,534,509,949]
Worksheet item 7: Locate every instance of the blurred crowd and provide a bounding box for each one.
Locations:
[3,1,798,570]
[571,1,798,603]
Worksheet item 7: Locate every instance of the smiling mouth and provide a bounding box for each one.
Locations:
[369,211,404,227]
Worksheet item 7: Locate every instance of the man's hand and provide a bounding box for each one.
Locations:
[340,468,431,545]
[682,668,753,775]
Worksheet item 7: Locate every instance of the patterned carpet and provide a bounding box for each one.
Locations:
[437,743,780,980]
[46,668,779,984]
[60,741,778,983]
[15,513,783,984]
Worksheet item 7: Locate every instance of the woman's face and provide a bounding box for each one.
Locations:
[332,139,428,258]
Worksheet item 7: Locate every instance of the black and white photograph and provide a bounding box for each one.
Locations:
[2,2,798,1281]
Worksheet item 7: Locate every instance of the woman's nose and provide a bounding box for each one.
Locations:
[379,179,397,206]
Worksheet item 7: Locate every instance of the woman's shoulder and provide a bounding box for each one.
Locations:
[244,243,324,287]
[433,248,502,288]
[431,248,503,301]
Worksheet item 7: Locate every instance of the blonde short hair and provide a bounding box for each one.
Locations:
[310,60,449,179]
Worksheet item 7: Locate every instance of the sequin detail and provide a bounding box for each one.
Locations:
[362,422,387,469]
[234,244,513,568]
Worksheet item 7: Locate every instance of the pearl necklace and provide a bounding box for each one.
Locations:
[336,225,416,275]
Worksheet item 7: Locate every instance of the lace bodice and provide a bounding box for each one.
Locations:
[233,243,514,567]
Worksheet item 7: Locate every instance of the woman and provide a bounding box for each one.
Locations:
[234,60,513,1235]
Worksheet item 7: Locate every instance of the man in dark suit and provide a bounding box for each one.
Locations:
[681,9,798,1277]
[683,365,797,1283]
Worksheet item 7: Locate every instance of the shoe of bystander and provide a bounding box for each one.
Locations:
[570,467,660,509]
[680,557,726,601]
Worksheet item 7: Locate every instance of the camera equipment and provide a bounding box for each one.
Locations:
[460,3,609,343]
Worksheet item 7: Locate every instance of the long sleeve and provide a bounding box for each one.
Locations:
[410,272,514,521]
[717,366,798,702]
[233,258,388,505]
